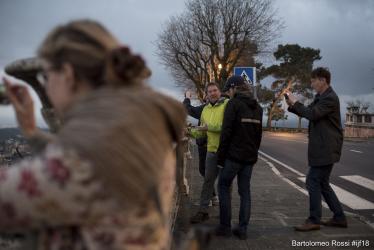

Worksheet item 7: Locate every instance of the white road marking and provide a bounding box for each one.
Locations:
[259,150,305,177]
[259,156,329,209]
[340,175,374,192]
[350,149,363,154]
[298,177,374,210]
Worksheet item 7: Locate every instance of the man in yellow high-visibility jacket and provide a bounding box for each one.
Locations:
[189,82,229,223]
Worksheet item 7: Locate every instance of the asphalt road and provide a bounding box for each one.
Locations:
[260,132,374,225]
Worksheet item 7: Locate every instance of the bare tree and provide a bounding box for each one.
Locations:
[347,100,372,113]
[157,0,282,101]
[346,101,355,108]
[362,102,371,113]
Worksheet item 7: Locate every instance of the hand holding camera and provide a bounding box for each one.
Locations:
[284,90,297,106]
[2,77,37,138]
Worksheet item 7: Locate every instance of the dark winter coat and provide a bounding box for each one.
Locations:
[217,91,263,166]
[288,87,343,166]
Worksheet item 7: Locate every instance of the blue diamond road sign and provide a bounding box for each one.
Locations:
[234,67,256,85]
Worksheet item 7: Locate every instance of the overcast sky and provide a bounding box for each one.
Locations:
[0,0,373,127]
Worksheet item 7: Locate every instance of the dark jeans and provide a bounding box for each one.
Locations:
[218,159,253,232]
[306,164,345,224]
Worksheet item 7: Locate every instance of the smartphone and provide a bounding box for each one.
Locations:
[0,84,10,105]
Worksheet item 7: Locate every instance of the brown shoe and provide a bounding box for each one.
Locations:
[294,220,320,232]
[321,218,348,228]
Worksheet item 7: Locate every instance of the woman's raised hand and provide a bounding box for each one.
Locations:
[4,77,37,137]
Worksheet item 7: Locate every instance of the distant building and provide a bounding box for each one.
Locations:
[345,105,374,138]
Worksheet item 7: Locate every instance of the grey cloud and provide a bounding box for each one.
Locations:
[1,0,373,128]
[273,0,374,96]
[0,0,186,126]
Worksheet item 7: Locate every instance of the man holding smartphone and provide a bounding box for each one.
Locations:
[285,67,347,231]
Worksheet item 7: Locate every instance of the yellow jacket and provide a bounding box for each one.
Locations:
[190,97,229,152]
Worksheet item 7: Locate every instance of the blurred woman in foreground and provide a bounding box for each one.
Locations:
[0,19,185,250]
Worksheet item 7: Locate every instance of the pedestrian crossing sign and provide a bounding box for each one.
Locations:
[234,67,256,85]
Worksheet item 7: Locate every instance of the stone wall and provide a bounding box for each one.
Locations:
[344,125,374,138]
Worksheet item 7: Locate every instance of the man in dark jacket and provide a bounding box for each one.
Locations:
[216,75,263,239]
[286,67,346,232]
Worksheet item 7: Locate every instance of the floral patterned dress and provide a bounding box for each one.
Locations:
[0,142,176,250]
